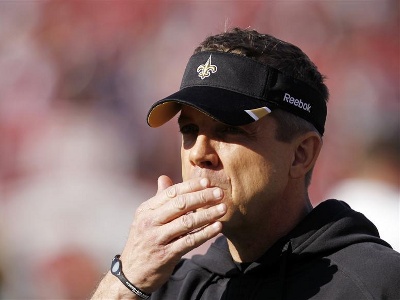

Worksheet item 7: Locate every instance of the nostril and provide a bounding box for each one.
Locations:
[203,161,214,167]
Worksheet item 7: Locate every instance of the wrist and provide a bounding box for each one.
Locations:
[92,272,139,300]
[111,255,151,299]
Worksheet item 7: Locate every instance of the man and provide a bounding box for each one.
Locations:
[92,28,400,300]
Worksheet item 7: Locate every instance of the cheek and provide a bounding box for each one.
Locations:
[229,150,289,204]
[232,159,270,196]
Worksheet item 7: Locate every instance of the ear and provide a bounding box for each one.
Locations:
[289,132,323,179]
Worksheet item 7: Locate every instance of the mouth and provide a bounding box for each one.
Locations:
[188,168,231,203]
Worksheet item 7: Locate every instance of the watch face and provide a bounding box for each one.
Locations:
[112,260,121,274]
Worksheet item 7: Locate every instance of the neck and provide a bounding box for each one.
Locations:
[226,197,312,263]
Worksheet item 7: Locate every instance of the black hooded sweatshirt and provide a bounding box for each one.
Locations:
[150,200,400,300]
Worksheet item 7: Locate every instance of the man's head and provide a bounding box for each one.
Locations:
[147,28,329,236]
[147,28,329,187]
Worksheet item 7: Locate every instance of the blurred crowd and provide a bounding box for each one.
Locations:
[0,1,398,299]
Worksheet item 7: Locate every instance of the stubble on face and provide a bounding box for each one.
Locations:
[178,106,293,234]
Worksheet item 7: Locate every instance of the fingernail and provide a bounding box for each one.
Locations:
[212,222,222,230]
[217,203,226,213]
[213,188,222,199]
[200,178,208,188]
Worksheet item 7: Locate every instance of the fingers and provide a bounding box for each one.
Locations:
[155,187,223,224]
[157,175,174,195]
[160,202,226,244]
[169,221,223,256]
[136,176,225,247]
[117,176,226,292]
[162,177,210,200]
[145,177,212,211]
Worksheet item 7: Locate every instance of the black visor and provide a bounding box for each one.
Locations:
[147,51,327,135]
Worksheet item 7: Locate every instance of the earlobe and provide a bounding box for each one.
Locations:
[289,132,322,179]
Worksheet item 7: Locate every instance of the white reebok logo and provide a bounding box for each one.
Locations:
[283,93,311,113]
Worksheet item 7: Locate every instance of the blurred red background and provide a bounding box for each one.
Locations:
[0,1,398,298]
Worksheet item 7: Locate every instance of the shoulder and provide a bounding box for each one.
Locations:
[332,242,400,272]
[329,242,400,299]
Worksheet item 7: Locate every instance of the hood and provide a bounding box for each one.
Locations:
[191,199,390,277]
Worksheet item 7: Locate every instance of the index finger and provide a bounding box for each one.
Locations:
[147,177,210,211]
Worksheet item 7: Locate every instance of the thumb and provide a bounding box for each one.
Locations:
[157,175,174,194]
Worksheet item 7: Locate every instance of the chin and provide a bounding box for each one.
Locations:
[217,212,234,230]
[219,208,247,232]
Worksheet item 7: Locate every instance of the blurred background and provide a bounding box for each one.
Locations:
[0,1,398,299]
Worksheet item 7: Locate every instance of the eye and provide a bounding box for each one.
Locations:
[179,124,199,135]
[220,126,245,135]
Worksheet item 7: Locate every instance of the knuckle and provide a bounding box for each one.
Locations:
[136,203,147,215]
[199,190,207,204]
[166,186,177,198]
[187,180,195,192]
[137,216,154,232]
[154,245,169,261]
[181,214,194,230]
[201,208,212,221]
[184,234,196,247]
[201,228,209,240]
[173,194,186,210]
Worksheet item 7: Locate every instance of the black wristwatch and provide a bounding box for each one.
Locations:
[111,255,151,299]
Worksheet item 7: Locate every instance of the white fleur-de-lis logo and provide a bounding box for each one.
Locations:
[197,55,217,80]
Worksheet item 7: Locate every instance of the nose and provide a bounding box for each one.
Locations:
[189,134,219,168]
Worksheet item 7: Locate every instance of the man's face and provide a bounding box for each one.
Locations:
[179,106,295,233]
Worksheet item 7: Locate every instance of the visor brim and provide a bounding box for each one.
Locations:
[147,86,273,127]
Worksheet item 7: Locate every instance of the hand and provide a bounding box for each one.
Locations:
[118,175,226,294]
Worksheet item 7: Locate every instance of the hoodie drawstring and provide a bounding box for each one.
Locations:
[278,240,292,300]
